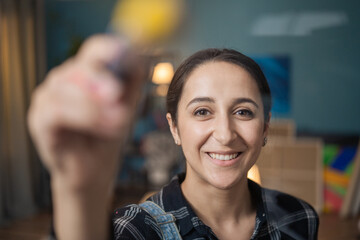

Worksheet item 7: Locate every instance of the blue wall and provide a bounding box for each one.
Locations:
[46,0,116,68]
[45,0,360,135]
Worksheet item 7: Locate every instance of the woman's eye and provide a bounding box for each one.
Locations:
[194,109,210,116]
[235,109,253,118]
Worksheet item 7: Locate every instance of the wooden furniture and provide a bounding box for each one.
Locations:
[257,136,323,212]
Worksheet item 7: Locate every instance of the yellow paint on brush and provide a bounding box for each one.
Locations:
[111,0,183,45]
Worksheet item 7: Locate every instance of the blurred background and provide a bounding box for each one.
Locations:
[0,0,360,239]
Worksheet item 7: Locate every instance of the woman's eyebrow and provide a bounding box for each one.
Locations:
[186,97,259,109]
[232,98,259,108]
[186,97,215,108]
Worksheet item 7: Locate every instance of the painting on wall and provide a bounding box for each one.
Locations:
[252,56,291,117]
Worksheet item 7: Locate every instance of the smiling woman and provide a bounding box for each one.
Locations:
[168,61,267,191]
[28,37,319,240]
[114,49,319,240]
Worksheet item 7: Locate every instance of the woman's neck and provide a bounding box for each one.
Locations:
[180,173,256,227]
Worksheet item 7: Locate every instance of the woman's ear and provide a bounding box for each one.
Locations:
[166,113,181,145]
[263,112,272,136]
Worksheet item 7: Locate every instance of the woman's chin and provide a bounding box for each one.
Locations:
[207,173,247,190]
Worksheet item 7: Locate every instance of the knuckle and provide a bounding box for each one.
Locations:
[79,34,107,54]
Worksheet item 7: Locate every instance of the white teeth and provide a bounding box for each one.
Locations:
[209,153,239,161]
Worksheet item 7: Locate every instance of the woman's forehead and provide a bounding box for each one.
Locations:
[180,61,262,102]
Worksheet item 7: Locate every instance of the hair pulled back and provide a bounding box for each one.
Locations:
[166,48,272,125]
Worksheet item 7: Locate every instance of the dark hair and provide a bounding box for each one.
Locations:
[166,48,272,125]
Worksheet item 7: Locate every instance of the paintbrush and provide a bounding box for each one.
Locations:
[106,0,184,81]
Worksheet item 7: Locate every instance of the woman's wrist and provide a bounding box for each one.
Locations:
[51,173,115,198]
[51,178,113,240]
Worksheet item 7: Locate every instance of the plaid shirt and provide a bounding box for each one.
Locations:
[112,173,319,240]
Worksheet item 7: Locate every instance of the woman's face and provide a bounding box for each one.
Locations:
[167,61,269,190]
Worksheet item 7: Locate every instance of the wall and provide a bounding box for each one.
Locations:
[45,0,116,68]
[45,0,360,135]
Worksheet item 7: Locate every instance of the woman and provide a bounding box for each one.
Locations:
[28,36,318,240]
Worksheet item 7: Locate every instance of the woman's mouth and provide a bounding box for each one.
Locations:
[207,152,241,161]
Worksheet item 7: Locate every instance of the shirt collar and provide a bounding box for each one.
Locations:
[248,179,267,223]
[159,173,268,237]
[160,173,197,236]
[247,179,268,237]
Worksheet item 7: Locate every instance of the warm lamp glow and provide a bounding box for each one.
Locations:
[152,62,174,84]
[247,164,261,184]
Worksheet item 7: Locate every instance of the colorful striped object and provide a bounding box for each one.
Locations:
[323,145,357,212]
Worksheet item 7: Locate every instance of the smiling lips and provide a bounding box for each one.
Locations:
[208,152,240,161]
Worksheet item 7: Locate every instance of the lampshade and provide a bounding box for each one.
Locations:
[152,62,174,85]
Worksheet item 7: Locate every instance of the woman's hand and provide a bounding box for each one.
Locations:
[27,35,145,240]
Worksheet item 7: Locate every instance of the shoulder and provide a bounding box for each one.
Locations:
[262,187,318,217]
[112,204,162,240]
[262,187,319,239]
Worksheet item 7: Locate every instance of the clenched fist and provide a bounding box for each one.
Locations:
[27,35,145,240]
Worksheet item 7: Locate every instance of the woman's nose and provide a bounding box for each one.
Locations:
[212,115,237,145]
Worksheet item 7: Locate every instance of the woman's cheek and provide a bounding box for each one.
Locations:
[185,121,207,142]
[239,120,265,146]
